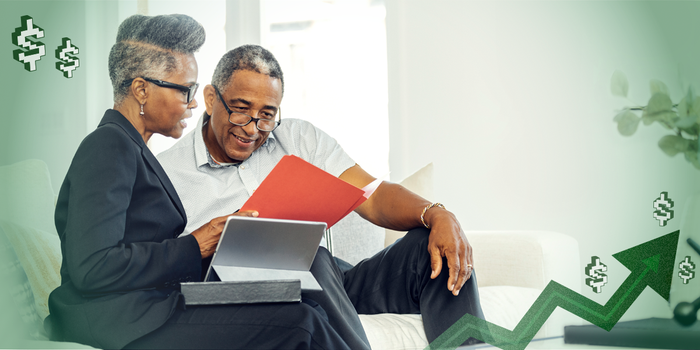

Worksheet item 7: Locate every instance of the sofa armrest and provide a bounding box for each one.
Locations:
[468,230,582,337]
[468,230,581,292]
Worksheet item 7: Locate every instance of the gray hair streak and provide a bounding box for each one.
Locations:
[108,14,205,104]
[211,45,284,95]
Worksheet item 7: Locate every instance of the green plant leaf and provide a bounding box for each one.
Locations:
[678,96,689,118]
[611,70,629,97]
[697,138,700,169]
[687,85,696,103]
[644,92,677,129]
[613,109,631,122]
[641,108,663,126]
[684,150,700,170]
[649,80,669,95]
[676,115,696,128]
[616,111,640,136]
[664,113,679,129]
[678,96,700,118]
[642,114,655,126]
[647,92,673,115]
[658,135,689,157]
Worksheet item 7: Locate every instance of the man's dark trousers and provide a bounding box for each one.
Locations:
[306,227,486,348]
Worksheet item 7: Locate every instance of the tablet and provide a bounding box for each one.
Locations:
[204,216,327,291]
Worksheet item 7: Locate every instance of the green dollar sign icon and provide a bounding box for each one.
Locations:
[653,191,674,227]
[678,256,696,284]
[585,256,608,293]
[11,15,46,72]
[55,37,79,78]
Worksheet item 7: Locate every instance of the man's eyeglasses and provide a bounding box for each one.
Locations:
[213,85,281,132]
[122,77,199,104]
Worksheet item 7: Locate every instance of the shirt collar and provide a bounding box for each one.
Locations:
[194,115,277,169]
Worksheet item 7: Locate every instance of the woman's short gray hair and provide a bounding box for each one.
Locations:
[108,14,205,105]
[211,45,284,95]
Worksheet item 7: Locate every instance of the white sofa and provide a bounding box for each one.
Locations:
[0,159,581,349]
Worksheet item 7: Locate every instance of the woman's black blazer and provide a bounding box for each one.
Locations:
[45,109,201,349]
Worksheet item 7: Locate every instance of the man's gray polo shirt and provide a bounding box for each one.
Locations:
[157,116,356,236]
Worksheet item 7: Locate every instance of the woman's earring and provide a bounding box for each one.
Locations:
[140,104,145,116]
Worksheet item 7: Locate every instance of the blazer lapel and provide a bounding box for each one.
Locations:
[141,149,187,225]
[98,110,188,227]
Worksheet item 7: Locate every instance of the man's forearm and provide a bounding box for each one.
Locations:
[339,164,442,231]
[340,164,473,294]
[360,181,431,230]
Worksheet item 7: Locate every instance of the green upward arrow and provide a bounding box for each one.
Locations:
[426,230,680,350]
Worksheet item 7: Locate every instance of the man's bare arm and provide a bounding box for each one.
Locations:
[338,164,473,296]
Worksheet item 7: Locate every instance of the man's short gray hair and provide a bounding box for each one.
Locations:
[211,45,284,95]
[108,14,205,105]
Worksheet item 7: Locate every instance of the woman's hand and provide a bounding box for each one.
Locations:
[190,210,259,258]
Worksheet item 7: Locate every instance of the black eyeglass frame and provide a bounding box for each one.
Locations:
[122,77,199,104]
[212,85,281,132]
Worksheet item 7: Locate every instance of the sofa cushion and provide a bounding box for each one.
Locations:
[0,220,62,322]
[478,285,544,338]
[358,285,544,349]
[360,314,427,350]
[0,224,46,341]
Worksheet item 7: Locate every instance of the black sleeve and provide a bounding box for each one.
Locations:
[58,126,201,294]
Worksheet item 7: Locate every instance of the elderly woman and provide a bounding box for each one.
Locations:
[44,14,351,350]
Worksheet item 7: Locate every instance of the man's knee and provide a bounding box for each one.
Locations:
[310,246,343,278]
[259,302,346,349]
[392,227,430,252]
[316,246,333,260]
[278,301,335,336]
[311,246,335,269]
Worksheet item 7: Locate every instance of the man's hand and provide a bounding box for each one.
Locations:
[337,164,474,295]
[425,208,473,296]
[190,210,259,258]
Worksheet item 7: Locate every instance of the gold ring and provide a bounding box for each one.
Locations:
[467,264,473,268]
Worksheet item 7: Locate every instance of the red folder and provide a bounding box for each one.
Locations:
[240,155,366,228]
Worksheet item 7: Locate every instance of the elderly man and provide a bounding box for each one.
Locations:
[158,45,484,348]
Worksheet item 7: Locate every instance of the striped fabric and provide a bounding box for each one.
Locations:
[0,220,61,323]
[0,223,46,340]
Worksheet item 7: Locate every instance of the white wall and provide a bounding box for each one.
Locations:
[263,0,390,177]
[386,0,700,323]
[2,1,110,191]
[145,0,228,156]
